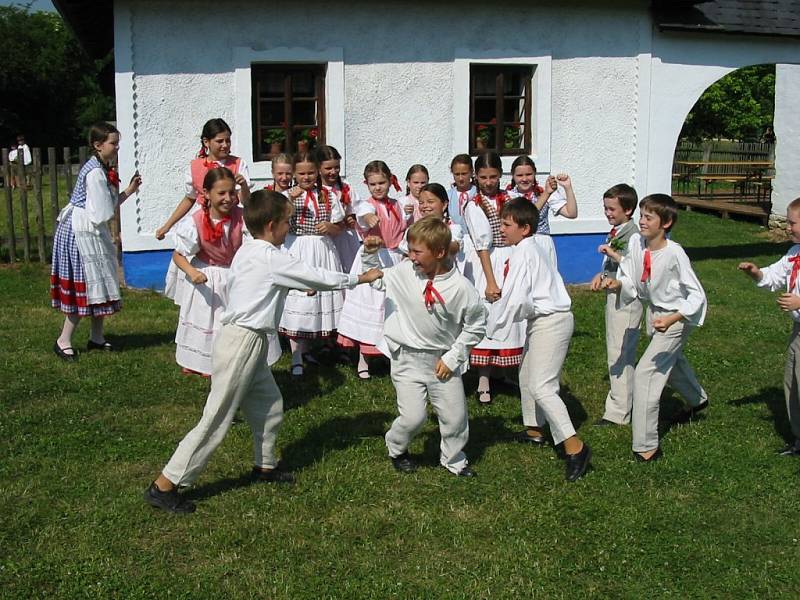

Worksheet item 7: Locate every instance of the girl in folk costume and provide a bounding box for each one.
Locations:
[447,154,478,280]
[463,151,526,404]
[265,153,293,197]
[399,183,464,268]
[316,144,363,272]
[507,156,577,267]
[337,160,407,379]
[399,164,429,224]
[278,151,347,376]
[156,118,251,241]
[51,122,142,360]
[170,168,244,377]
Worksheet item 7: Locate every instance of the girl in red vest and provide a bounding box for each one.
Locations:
[170,167,244,376]
[156,118,251,240]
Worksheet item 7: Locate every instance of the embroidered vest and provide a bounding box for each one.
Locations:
[474,191,509,248]
[363,196,407,249]
[191,205,244,267]
[189,156,241,206]
[290,188,332,236]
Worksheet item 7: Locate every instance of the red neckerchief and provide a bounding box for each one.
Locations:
[641,249,651,283]
[340,183,351,206]
[374,197,401,222]
[203,159,219,170]
[424,279,446,310]
[789,255,800,290]
[609,226,618,239]
[503,258,510,280]
[107,167,120,188]
[458,190,469,215]
[264,183,274,191]
[299,190,322,225]
[201,210,230,243]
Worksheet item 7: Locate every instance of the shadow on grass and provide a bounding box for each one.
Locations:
[110,331,175,350]
[728,386,791,442]
[274,364,348,410]
[684,242,788,262]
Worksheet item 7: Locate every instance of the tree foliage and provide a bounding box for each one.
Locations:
[680,65,775,142]
[0,5,114,148]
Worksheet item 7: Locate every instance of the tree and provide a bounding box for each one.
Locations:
[0,5,115,148]
[680,65,775,142]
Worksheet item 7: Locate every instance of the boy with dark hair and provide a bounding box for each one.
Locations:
[488,198,592,481]
[590,183,642,426]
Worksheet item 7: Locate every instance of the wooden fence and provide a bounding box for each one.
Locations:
[0,146,121,264]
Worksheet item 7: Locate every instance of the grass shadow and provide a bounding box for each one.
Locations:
[273,363,347,410]
[110,331,175,350]
[420,413,515,467]
[184,472,253,503]
[684,242,788,262]
[728,386,791,442]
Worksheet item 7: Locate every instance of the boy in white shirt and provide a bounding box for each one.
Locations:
[144,190,383,513]
[739,197,800,457]
[487,198,592,482]
[589,184,643,426]
[362,217,487,477]
[601,194,708,462]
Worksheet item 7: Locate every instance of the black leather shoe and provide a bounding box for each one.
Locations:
[674,401,709,424]
[250,467,294,483]
[53,342,78,362]
[778,440,800,457]
[634,447,663,463]
[454,464,477,477]
[87,339,115,352]
[391,452,417,473]
[593,418,619,427]
[514,429,548,446]
[565,443,592,482]
[143,482,196,514]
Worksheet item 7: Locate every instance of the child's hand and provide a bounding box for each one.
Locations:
[234,173,249,189]
[345,214,357,227]
[126,171,142,196]
[598,244,622,263]
[589,273,604,291]
[315,221,336,236]
[555,173,572,190]
[306,290,317,296]
[288,186,304,199]
[155,226,168,241]
[544,175,558,195]
[363,213,380,229]
[358,268,383,284]
[434,359,453,381]
[404,203,414,215]
[600,278,621,291]
[778,293,800,312]
[652,313,682,332]
[190,270,208,285]
[484,282,501,302]
[363,236,383,253]
[737,262,763,281]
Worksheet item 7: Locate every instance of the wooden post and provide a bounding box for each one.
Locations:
[17,151,30,262]
[78,146,88,169]
[48,147,59,232]
[32,148,46,263]
[2,149,16,262]
[63,147,73,197]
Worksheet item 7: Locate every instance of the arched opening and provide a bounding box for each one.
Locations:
[669,64,782,225]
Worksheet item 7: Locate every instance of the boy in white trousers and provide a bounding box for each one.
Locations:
[601,194,708,462]
[362,217,487,477]
[590,184,643,426]
[739,197,800,457]
[487,198,592,482]
[144,190,383,513]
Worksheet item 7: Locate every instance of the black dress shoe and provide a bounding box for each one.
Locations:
[634,447,663,463]
[143,482,196,514]
[674,401,709,424]
[87,339,115,352]
[453,464,477,477]
[391,452,417,473]
[250,467,294,484]
[53,342,78,362]
[514,429,548,446]
[778,440,800,457]
[565,443,592,482]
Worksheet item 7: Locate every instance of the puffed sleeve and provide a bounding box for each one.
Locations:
[463,202,493,252]
[84,168,116,225]
[184,165,196,199]
[236,158,252,190]
[758,247,800,292]
[397,230,409,256]
[674,247,707,326]
[329,191,346,223]
[487,255,533,339]
[548,186,568,216]
[171,216,200,256]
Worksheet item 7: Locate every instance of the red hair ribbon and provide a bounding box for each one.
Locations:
[107,167,120,188]
[198,145,208,159]
[390,174,402,192]
[609,226,618,239]
[503,258,510,281]
[201,210,230,243]
[533,179,544,196]
[641,249,651,283]
[423,280,446,310]
[299,190,320,225]
[505,182,514,191]
[789,255,800,290]
[495,191,508,213]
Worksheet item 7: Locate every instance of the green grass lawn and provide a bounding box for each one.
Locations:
[2,211,800,598]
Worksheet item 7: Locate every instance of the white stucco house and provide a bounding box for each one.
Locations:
[55,0,800,287]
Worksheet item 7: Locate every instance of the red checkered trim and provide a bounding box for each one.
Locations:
[470,347,523,367]
[278,328,336,340]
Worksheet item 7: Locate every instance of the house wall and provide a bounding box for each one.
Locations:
[773,64,800,218]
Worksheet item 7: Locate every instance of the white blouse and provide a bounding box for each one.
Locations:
[758,244,800,322]
[463,200,495,252]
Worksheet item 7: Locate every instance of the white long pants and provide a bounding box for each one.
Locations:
[385,347,469,474]
[519,311,576,445]
[602,292,643,424]
[631,309,707,453]
[163,323,284,486]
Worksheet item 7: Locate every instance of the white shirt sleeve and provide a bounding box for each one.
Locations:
[548,186,567,216]
[463,202,493,252]
[487,257,534,339]
[184,165,196,199]
[758,252,796,292]
[329,193,346,223]
[271,251,359,291]
[440,289,487,372]
[673,247,707,325]
[84,168,116,225]
[171,217,200,256]
[237,158,251,190]
[21,144,32,165]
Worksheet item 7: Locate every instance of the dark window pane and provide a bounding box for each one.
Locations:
[259,100,285,127]
[504,98,525,122]
[472,70,496,95]
[292,100,317,126]
[258,72,285,98]
[291,71,314,96]
[474,98,497,123]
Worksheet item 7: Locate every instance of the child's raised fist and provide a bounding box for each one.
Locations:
[363,236,383,253]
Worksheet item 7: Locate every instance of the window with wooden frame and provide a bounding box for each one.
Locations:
[469,65,533,156]
[251,64,326,161]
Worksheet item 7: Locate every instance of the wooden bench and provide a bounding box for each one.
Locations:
[673,160,774,200]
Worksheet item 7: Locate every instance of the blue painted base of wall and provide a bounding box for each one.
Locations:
[121,233,607,290]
